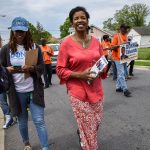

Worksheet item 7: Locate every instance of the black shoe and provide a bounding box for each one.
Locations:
[130,74,134,76]
[116,88,123,92]
[44,85,49,89]
[124,90,131,97]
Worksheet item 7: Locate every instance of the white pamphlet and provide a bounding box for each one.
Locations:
[87,55,108,84]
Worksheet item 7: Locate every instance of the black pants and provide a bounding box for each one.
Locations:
[129,60,135,75]
[105,56,112,73]
[43,64,52,86]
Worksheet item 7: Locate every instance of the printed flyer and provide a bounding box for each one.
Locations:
[90,55,108,78]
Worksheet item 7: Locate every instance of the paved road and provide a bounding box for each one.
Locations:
[5,69,150,150]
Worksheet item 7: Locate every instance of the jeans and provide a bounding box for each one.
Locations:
[0,92,10,115]
[112,61,117,80]
[114,61,128,92]
[123,63,128,78]
[17,92,49,150]
[44,64,52,86]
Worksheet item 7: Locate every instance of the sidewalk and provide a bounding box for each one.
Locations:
[135,65,150,70]
[0,109,4,150]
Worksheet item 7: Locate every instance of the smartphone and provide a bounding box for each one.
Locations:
[13,65,22,70]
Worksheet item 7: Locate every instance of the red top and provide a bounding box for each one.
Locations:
[56,36,106,103]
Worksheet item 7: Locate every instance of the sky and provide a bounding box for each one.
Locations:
[0,0,150,43]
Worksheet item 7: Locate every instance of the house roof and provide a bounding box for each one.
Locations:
[133,27,150,35]
[90,24,113,36]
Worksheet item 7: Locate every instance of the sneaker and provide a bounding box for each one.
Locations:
[116,88,123,92]
[127,76,132,79]
[3,115,14,129]
[124,90,131,97]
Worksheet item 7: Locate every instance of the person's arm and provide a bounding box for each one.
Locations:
[47,47,54,56]
[56,42,95,84]
[0,45,8,67]
[111,34,119,51]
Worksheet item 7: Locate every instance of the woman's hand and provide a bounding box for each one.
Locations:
[71,68,96,82]
[22,65,35,73]
[6,66,22,73]
[80,68,95,81]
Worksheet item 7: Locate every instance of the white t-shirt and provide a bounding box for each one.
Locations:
[10,45,34,92]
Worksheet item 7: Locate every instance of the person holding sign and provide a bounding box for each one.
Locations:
[0,17,49,150]
[56,6,107,150]
[111,24,131,97]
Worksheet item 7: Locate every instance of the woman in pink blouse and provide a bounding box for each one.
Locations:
[56,6,107,150]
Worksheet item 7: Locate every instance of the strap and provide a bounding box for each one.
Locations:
[32,43,36,50]
[118,33,123,45]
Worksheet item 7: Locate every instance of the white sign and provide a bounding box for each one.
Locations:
[120,42,138,63]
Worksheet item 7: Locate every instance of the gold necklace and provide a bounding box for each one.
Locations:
[74,34,89,48]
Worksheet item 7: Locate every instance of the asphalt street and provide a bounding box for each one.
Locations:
[5,69,150,150]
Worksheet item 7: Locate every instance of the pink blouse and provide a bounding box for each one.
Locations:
[56,36,106,103]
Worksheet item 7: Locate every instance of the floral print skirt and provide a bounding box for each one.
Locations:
[69,95,103,150]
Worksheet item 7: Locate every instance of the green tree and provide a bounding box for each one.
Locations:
[29,22,52,44]
[60,17,71,38]
[103,3,150,31]
[29,22,38,42]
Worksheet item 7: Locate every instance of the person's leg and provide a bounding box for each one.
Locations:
[129,60,134,76]
[115,61,131,97]
[123,63,128,79]
[16,92,30,146]
[47,64,52,85]
[0,93,10,115]
[29,93,49,150]
[69,95,103,150]
[115,61,126,90]
[0,92,14,128]
[43,64,49,88]
[112,61,117,80]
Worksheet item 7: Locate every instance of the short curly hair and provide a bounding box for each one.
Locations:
[69,6,90,23]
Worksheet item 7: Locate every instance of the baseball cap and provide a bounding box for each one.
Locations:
[11,17,29,31]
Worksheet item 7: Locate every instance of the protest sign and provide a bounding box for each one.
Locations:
[120,42,138,63]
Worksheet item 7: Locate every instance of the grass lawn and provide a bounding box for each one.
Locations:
[135,60,150,66]
[138,48,150,60]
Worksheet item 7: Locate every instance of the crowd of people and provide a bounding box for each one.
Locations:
[0,6,136,150]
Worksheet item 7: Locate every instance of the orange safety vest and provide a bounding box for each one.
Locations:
[111,33,128,61]
[41,45,54,64]
[101,41,111,56]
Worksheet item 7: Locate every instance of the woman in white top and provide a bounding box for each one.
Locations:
[0,17,49,150]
